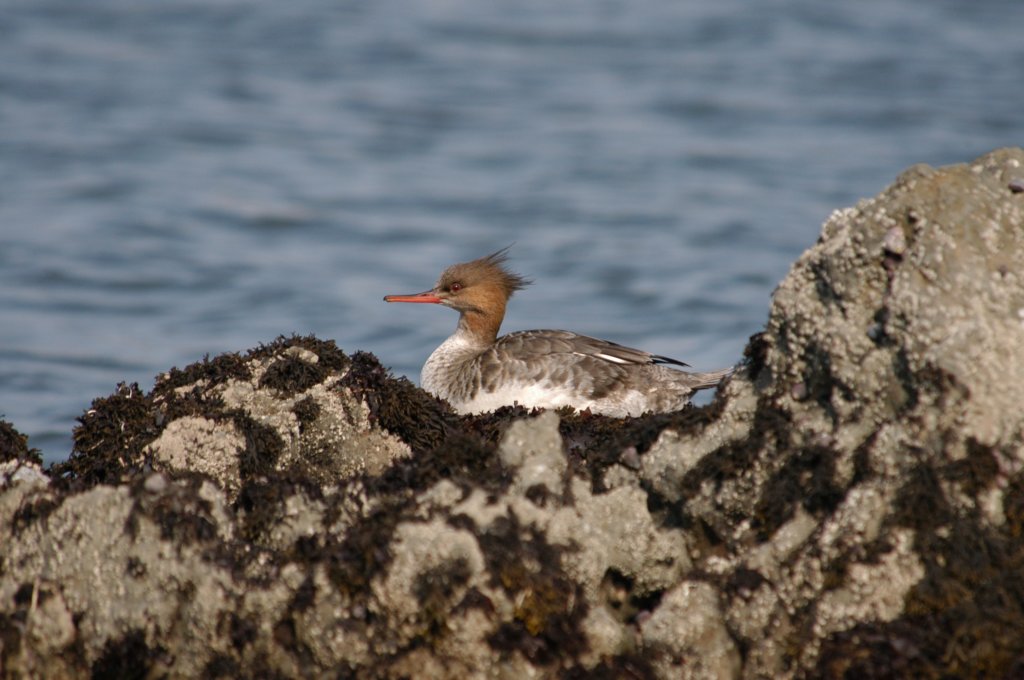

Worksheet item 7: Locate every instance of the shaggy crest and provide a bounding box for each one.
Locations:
[437,248,531,298]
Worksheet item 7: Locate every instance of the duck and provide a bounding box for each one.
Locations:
[383,249,731,416]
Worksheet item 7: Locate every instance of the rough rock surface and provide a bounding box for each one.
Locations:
[2,148,1024,678]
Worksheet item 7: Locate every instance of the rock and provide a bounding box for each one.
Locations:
[641,581,741,679]
[0,459,49,490]
[2,149,1024,677]
[666,147,1024,677]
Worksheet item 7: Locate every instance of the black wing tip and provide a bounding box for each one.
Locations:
[652,354,691,368]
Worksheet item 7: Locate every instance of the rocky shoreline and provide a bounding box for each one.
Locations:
[3,148,1024,678]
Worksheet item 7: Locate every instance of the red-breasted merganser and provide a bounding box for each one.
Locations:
[383,249,731,417]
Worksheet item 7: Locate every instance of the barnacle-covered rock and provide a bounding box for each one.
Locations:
[3,148,1024,678]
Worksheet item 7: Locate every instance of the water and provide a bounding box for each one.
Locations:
[2,0,1022,464]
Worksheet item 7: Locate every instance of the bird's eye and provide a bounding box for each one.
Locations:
[450,282,462,292]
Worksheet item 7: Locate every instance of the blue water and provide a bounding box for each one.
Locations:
[2,0,1022,464]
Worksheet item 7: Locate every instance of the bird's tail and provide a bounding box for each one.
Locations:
[688,366,734,391]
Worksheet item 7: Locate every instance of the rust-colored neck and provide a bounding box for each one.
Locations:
[457,295,506,345]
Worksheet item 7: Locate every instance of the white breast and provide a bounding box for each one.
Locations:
[420,332,479,399]
[453,382,651,417]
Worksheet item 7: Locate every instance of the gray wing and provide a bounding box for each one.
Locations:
[494,329,690,367]
[481,330,699,400]
[476,329,730,409]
